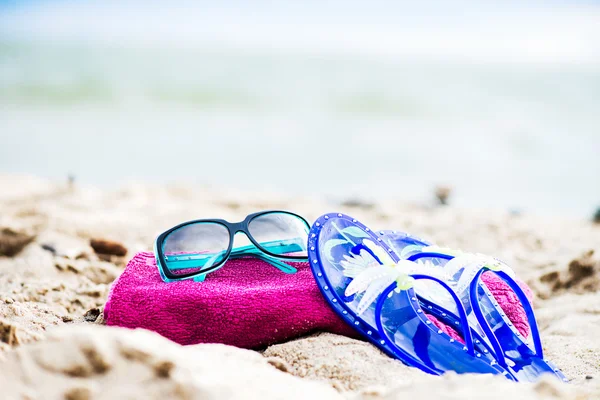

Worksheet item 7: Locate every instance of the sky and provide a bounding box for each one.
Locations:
[1,1,599,65]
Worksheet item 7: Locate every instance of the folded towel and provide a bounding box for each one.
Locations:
[105,252,533,349]
[104,252,359,348]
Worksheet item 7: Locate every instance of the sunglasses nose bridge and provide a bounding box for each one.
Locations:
[229,222,246,235]
[230,223,253,244]
[229,227,257,256]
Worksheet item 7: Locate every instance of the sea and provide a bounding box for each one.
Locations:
[1,1,599,216]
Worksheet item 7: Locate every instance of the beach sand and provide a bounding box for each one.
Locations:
[1,174,599,399]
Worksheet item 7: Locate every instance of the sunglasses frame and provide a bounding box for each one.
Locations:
[155,210,310,281]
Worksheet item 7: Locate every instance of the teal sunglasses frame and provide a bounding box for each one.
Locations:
[154,210,310,282]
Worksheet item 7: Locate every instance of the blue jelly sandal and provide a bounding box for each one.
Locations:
[403,249,567,382]
[308,213,565,382]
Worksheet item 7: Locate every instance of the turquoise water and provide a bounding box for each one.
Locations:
[1,2,599,216]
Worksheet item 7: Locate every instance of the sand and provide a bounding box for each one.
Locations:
[0,174,599,399]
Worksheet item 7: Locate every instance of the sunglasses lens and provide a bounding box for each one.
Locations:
[248,212,309,258]
[162,222,230,276]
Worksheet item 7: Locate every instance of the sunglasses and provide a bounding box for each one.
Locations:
[154,210,310,282]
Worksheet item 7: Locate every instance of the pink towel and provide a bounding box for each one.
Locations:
[105,252,359,348]
[105,252,532,348]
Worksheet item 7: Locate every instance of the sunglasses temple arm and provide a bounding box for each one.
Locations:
[163,252,224,270]
[164,238,305,272]
[229,251,297,274]
[257,253,298,274]
[230,238,306,258]
[164,237,303,260]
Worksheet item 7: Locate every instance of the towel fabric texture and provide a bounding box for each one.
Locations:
[105,252,358,348]
[105,252,532,348]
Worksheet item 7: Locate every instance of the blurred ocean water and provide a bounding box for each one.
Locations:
[1,1,599,216]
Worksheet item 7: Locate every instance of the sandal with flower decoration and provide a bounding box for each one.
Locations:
[308,213,566,382]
